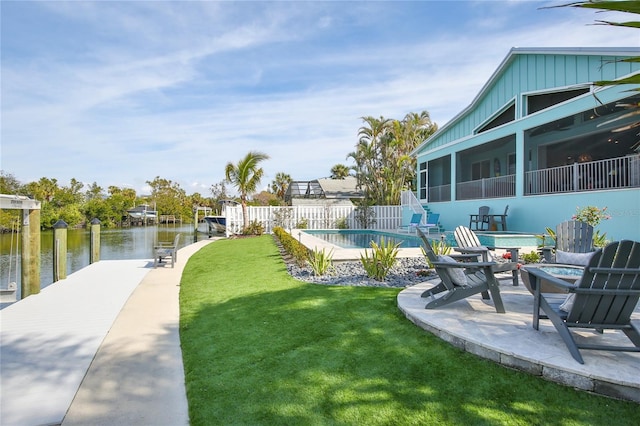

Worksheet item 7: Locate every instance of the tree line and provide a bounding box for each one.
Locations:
[1,109,437,231]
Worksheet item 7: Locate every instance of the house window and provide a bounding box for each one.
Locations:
[507,153,516,175]
[527,88,589,115]
[419,162,427,200]
[477,104,515,133]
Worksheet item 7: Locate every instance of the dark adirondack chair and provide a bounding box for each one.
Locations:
[488,205,509,231]
[525,240,640,364]
[154,233,181,268]
[542,220,594,263]
[416,228,506,313]
[453,225,520,286]
[469,206,490,231]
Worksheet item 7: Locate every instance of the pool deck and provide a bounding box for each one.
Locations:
[398,276,640,403]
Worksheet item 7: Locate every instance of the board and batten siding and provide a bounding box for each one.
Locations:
[422,50,640,152]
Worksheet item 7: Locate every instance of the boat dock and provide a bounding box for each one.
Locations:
[0,239,215,426]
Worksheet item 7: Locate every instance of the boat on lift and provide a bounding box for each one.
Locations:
[202,200,239,234]
[127,205,158,221]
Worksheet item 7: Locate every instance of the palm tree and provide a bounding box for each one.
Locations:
[269,172,292,203]
[330,164,351,179]
[225,151,270,230]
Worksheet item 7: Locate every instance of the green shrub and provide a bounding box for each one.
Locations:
[360,237,400,281]
[335,217,349,229]
[273,227,309,267]
[295,218,308,229]
[522,251,542,264]
[242,220,264,236]
[421,238,451,268]
[307,247,335,276]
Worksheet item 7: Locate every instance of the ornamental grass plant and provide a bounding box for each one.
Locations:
[180,236,639,426]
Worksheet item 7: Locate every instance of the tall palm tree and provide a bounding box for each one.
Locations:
[330,164,351,179]
[225,151,270,230]
[269,172,292,203]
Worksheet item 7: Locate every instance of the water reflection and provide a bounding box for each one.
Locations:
[1,224,196,306]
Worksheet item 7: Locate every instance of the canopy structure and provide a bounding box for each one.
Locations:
[0,194,41,210]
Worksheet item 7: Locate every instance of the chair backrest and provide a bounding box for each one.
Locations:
[426,213,440,225]
[556,221,593,253]
[566,240,640,324]
[454,226,482,248]
[173,233,181,247]
[479,206,490,218]
[502,205,509,216]
[416,228,438,263]
[409,213,423,225]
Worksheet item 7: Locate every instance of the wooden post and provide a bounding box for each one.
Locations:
[53,219,68,282]
[90,218,101,264]
[193,208,198,243]
[21,208,41,299]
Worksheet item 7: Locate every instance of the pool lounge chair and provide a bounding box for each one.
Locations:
[524,239,640,364]
[397,213,423,233]
[416,228,506,313]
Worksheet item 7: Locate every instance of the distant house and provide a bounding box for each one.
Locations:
[411,47,640,241]
[285,176,363,206]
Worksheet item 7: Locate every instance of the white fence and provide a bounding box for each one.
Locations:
[225,205,402,235]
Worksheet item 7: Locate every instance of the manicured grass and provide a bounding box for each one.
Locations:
[180,236,639,425]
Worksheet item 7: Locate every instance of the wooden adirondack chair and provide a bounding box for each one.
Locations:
[469,206,490,230]
[416,228,506,313]
[488,205,509,231]
[525,240,640,364]
[453,225,520,286]
[154,233,181,268]
[542,220,594,263]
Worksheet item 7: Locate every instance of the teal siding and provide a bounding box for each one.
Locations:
[418,50,640,153]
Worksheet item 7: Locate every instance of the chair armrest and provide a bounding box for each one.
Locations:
[522,267,576,292]
[432,261,496,269]
[454,247,488,254]
[588,267,640,275]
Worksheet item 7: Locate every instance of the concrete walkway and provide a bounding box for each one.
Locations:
[398,276,640,403]
[0,238,215,426]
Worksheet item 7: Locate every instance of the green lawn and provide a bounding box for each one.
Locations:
[180,236,639,425]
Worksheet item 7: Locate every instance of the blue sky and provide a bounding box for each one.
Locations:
[1,1,635,196]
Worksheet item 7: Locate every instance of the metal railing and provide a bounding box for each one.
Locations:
[428,184,451,202]
[525,154,640,195]
[456,174,516,200]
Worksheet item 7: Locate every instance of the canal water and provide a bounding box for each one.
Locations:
[0,224,199,307]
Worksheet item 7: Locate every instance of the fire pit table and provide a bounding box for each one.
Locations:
[519,264,584,294]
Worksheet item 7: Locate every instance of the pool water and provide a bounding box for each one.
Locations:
[304,230,424,249]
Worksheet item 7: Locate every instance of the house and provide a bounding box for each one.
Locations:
[285,176,363,206]
[412,47,640,241]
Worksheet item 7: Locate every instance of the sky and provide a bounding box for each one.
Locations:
[1,1,636,197]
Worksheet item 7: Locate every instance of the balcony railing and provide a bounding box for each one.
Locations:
[428,184,451,202]
[456,174,516,200]
[525,154,640,195]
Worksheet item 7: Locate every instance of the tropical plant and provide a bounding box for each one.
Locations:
[242,220,264,236]
[353,199,376,229]
[330,164,351,179]
[348,111,437,205]
[295,218,308,229]
[269,172,292,202]
[572,205,611,228]
[224,151,270,230]
[360,237,400,281]
[307,247,335,276]
[334,216,349,229]
[521,251,542,264]
[421,238,451,268]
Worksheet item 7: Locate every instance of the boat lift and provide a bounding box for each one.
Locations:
[1,194,42,302]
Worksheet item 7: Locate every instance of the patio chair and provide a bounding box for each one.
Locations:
[397,213,423,233]
[525,240,640,364]
[416,228,506,313]
[469,206,490,231]
[453,225,520,286]
[542,220,594,263]
[488,205,509,231]
[154,233,181,268]
[419,213,440,235]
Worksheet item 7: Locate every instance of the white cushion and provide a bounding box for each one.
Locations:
[437,255,468,287]
[556,250,594,266]
[559,293,575,312]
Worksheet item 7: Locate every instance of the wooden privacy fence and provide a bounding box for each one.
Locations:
[225,205,402,234]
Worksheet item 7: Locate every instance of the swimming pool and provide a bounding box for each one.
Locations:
[303,229,540,250]
[303,230,425,249]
